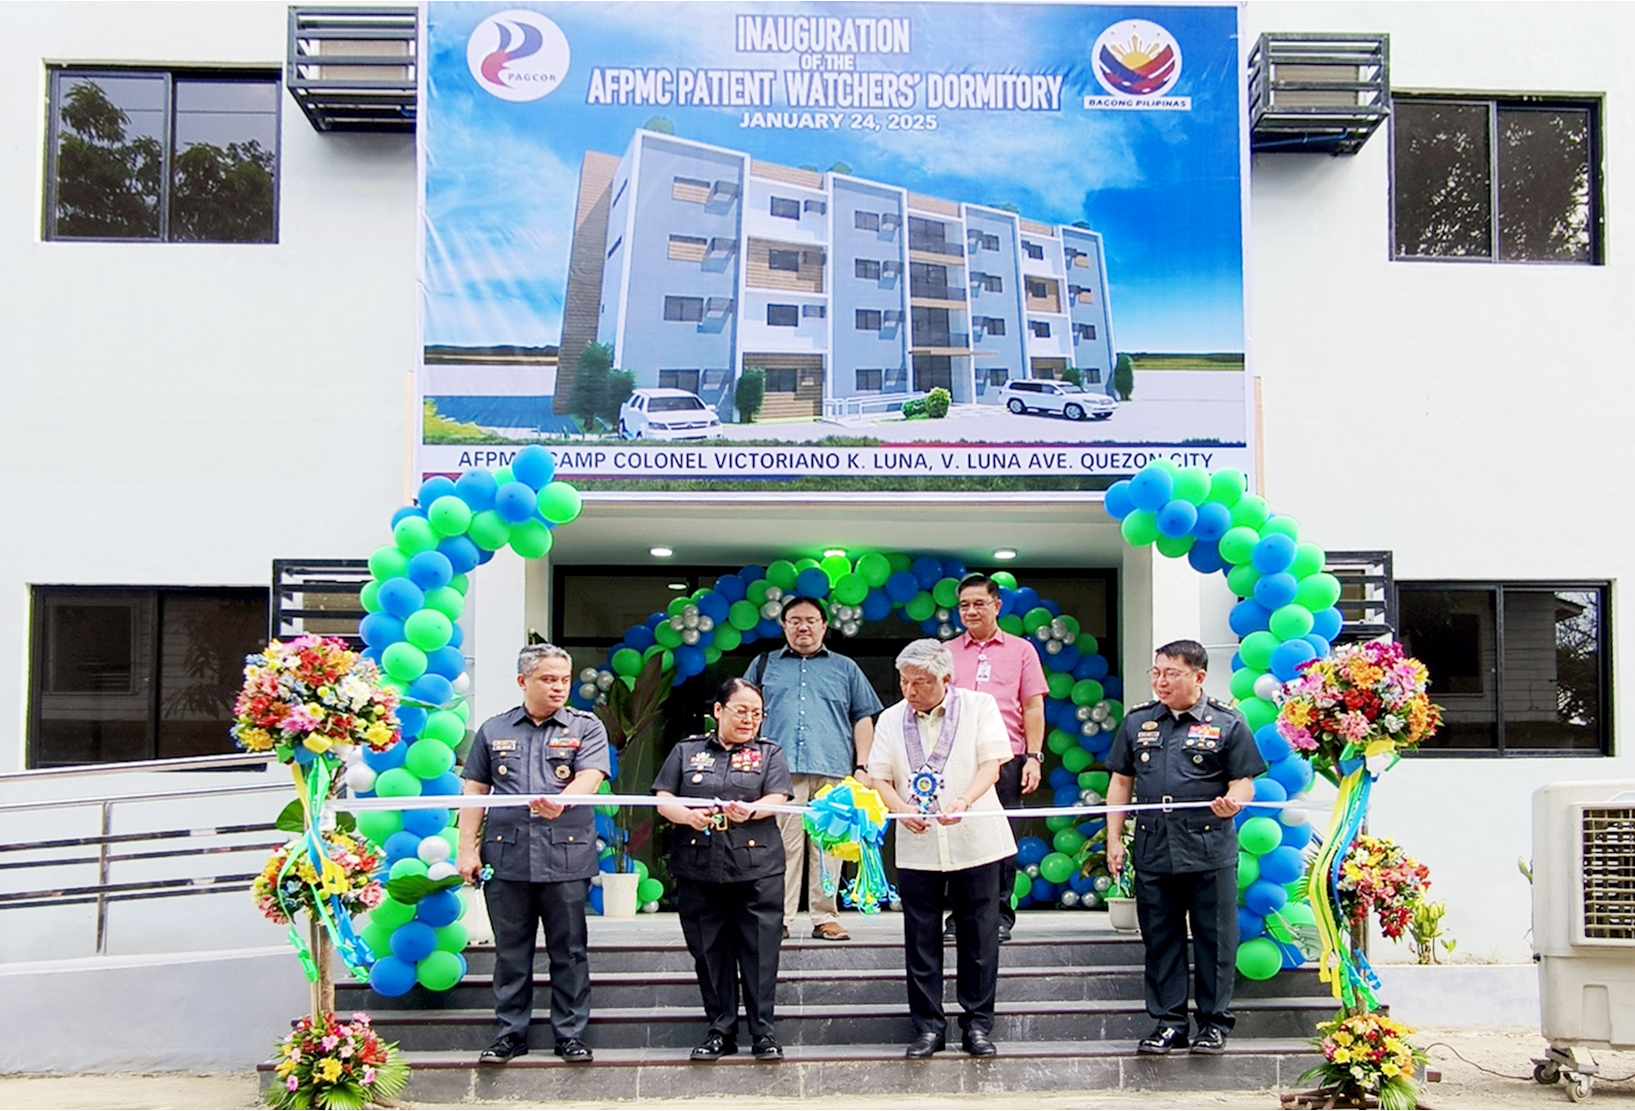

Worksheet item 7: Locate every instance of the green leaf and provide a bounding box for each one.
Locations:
[317,1083,364,1110]
[1379,1076,1419,1110]
[334,811,356,833]
[386,873,463,904]
[276,799,308,834]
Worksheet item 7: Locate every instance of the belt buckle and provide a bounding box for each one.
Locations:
[710,811,729,832]
[1161,794,1175,813]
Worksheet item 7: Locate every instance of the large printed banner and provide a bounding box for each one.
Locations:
[420,2,1250,493]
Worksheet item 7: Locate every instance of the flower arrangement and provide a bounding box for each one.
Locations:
[1298,1011,1430,1111]
[255,831,385,926]
[1337,834,1430,941]
[1275,640,1442,773]
[233,636,400,762]
[270,1011,408,1110]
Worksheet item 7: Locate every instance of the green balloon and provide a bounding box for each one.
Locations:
[1014,872,1032,901]
[713,625,742,652]
[389,857,428,882]
[1229,667,1263,701]
[1121,509,1159,548]
[394,516,438,557]
[1267,900,1315,945]
[728,600,760,630]
[991,570,1018,590]
[360,581,382,613]
[356,809,401,846]
[1046,672,1074,700]
[857,552,891,588]
[1239,631,1279,672]
[1261,515,1300,543]
[450,573,469,595]
[704,646,722,666]
[369,546,410,582]
[467,510,511,551]
[1071,679,1104,706]
[453,701,471,723]
[1226,563,1261,599]
[372,896,415,929]
[820,554,851,584]
[1218,526,1260,566]
[1039,852,1074,885]
[427,495,473,538]
[360,919,396,958]
[424,586,466,621]
[1078,632,1099,655]
[998,614,1024,636]
[494,465,514,486]
[405,738,456,779]
[416,949,465,992]
[422,710,464,746]
[536,481,583,525]
[1057,614,1081,638]
[746,578,771,605]
[766,560,798,589]
[1268,604,1315,641]
[631,859,650,884]
[375,768,423,799]
[794,557,819,574]
[642,645,675,673]
[1235,937,1283,981]
[1171,467,1210,505]
[1156,534,1194,559]
[888,552,912,573]
[1294,572,1342,613]
[1083,771,1111,794]
[1207,469,1246,507]
[1237,851,1261,889]
[612,648,643,677]
[1239,816,1282,856]
[1239,696,1277,732]
[435,922,470,953]
[1103,699,1123,719]
[834,573,868,606]
[1047,728,1076,755]
[1290,542,1327,580]
[1062,747,1092,774]
[1150,458,1181,479]
[637,877,664,904]
[509,520,553,559]
[654,621,683,648]
[382,642,428,682]
[932,577,960,608]
[404,608,454,652]
[905,592,935,622]
[1023,606,1053,633]
[1045,814,1075,833]
[1230,494,1269,530]
[1054,828,1087,854]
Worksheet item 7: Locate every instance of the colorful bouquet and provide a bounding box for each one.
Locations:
[1275,640,1442,772]
[1299,1011,1429,1111]
[255,830,385,926]
[270,1011,408,1110]
[233,636,400,762]
[1337,834,1430,941]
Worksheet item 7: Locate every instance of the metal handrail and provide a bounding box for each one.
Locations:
[0,782,286,815]
[0,751,276,784]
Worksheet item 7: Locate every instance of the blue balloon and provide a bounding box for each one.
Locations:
[1048,766,1074,790]
[449,624,464,649]
[1051,644,1081,673]
[364,742,408,772]
[1016,836,1050,867]
[1041,599,1062,617]
[626,624,656,651]
[427,646,465,681]
[588,884,605,915]
[369,956,417,997]
[417,476,458,507]
[403,807,451,837]
[594,813,616,840]
[1304,633,1333,659]
[1277,822,1313,851]
[379,578,425,621]
[1156,499,1198,539]
[511,445,557,489]
[1259,846,1305,886]
[1238,909,1266,941]
[425,772,463,798]
[1311,606,1344,642]
[1248,776,1288,817]
[598,854,620,874]
[408,551,454,592]
[1193,502,1232,542]
[1069,870,1097,894]
[698,593,730,622]
[910,556,942,588]
[885,571,919,604]
[494,481,537,524]
[1252,534,1297,575]
[360,613,405,648]
[755,618,781,640]
[795,567,831,598]
[360,646,383,665]
[1104,676,1123,700]
[1128,467,1173,511]
[1245,879,1289,917]
[383,831,422,862]
[409,673,454,708]
[1053,785,1080,807]
[862,590,892,621]
[714,574,747,602]
[1083,731,1113,756]
[416,889,464,928]
[1104,479,1135,521]
[1229,600,1271,637]
[1255,723,1293,764]
[437,536,480,574]
[453,469,497,512]
[920,618,942,637]
[396,705,428,738]
[674,645,705,676]
[1269,754,1314,797]
[390,921,438,963]
[1031,877,1058,902]
[1012,587,1040,612]
[1253,573,1298,611]
[391,506,426,527]
[739,564,767,587]
[1188,541,1225,574]
[1271,639,1317,682]
[1079,654,1110,681]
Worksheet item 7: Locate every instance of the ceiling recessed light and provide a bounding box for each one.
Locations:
[822,548,847,559]
[649,546,673,558]
[993,548,1018,561]
[667,582,687,591]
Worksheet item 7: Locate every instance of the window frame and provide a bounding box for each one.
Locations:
[765,368,799,393]
[856,368,883,391]
[765,303,799,327]
[658,368,701,393]
[767,248,801,272]
[855,308,882,332]
[1389,91,1605,266]
[855,258,882,281]
[44,66,283,245]
[769,196,801,220]
[854,210,881,232]
[1394,579,1613,758]
[663,295,705,323]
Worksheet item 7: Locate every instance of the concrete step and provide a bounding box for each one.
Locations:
[340,964,1322,1012]
[368,996,1336,1052]
[259,1039,1322,1102]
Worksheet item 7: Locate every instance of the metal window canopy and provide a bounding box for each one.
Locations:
[287,7,417,134]
[1248,33,1390,155]
[1326,549,1395,642]
[271,558,371,648]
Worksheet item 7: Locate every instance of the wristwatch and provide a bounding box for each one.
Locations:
[1024,752,1042,763]
[854,764,868,775]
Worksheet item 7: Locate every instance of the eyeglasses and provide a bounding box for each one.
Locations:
[720,704,764,721]
[957,598,996,611]
[784,617,824,629]
[1149,668,1193,682]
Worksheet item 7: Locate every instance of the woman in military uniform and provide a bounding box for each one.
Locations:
[654,677,793,1063]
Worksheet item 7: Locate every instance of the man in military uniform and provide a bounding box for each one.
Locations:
[1106,639,1266,1056]
[458,643,610,1065]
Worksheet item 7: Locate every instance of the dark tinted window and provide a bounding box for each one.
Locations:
[766,303,798,327]
[768,249,800,271]
[770,197,800,219]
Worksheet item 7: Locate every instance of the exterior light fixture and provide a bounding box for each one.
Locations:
[650,546,674,558]
[993,548,1018,561]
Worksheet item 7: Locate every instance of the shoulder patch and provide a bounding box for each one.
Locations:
[1207,697,1240,713]
[1131,700,1160,711]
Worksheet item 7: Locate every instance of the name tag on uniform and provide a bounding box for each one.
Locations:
[491,738,520,754]
[974,658,992,684]
[547,736,581,750]
[1187,725,1220,740]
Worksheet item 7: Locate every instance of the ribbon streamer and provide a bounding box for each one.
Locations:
[282,757,375,983]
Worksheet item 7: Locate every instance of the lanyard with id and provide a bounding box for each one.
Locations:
[974,652,992,685]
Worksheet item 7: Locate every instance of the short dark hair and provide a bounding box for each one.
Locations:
[780,595,829,622]
[715,676,763,706]
[1155,639,1209,672]
[957,572,1001,600]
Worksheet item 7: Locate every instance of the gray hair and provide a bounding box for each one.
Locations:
[895,638,955,680]
[517,643,572,677]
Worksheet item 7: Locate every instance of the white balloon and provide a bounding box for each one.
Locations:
[1281,808,1310,828]
[426,861,458,882]
[681,628,701,645]
[696,616,715,633]
[579,667,598,683]
[418,837,452,865]
[596,671,614,691]
[345,764,376,793]
[1254,674,1282,702]
[452,673,471,695]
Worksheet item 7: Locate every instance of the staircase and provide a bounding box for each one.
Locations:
[260,912,1327,1102]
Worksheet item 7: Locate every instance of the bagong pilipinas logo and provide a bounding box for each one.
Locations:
[1093,19,1182,100]
[466,9,570,102]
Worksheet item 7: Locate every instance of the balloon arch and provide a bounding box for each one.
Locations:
[346,448,1334,996]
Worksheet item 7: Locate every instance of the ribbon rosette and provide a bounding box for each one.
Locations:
[803,777,894,914]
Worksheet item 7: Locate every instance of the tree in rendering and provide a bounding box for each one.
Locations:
[1111,353,1135,401]
[735,367,766,423]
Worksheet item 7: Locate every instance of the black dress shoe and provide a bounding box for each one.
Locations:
[1137,1023,1190,1055]
[962,1030,998,1057]
[690,1032,739,1062]
[1190,1025,1228,1054]
[943,916,957,940]
[554,1038,593,1063]
[905,1031,946,1058]
[478,1033,528,1064]
[997,922,1013,943]
[752,1035,784,1061]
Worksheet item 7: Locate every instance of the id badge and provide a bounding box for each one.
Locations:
[974,658,992,684]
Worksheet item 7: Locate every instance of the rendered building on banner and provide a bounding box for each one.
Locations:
[557,129,1116,420]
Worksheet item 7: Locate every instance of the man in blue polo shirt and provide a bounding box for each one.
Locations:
[748,595,883,940]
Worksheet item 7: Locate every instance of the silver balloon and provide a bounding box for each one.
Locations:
[1253,674,1282,702]
[1060,890,1081,908]
[579,667,598,683]
[761,600,781,619]
[765,585,784,602]
[578,682,598,700]
[1094,699,1111,715]
[1092,873,1112,893]
[696,616,715,633]
[937,623,955,639]
[681,628,701,645]
[1085,892,1105,909]
[1090,706,1109,723]
[669,615,685,630]
[1081,721,1100,737]
[1076,705,1094,722]
[595,693,608,707]
[595,838,607,853]
[1080,789,1104,807]
[1045,639,1063,655]
[841,620,861,637]
[1025,864,1041,878]
[1034,626,1052,642]
[1062,631,1078,645]
[682,612,700,629]
[596,671,615,691]
[935,608,950,622]
[641,901,659,914]
[1049,618,1068,640]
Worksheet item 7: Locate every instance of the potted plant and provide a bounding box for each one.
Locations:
[594,653,673,918]
[1106,826,1139,932]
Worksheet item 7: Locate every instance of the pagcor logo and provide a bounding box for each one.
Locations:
[1093,19,1182,100]
[466,9,570,102]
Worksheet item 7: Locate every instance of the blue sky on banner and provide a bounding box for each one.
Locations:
[423,2,1246,354]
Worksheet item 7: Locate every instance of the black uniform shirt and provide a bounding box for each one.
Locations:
[463,704,611,882]
[1107,694,1266,875]
[652,734,793,884]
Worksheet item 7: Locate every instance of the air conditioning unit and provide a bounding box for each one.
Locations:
[1530,780,1635,1101]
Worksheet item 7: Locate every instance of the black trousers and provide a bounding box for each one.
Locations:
[900,862,1001,1038]
[1134,866,1239,1030]
[993,756,1024,928]
[675,872,784,1041]
[484,877,591,1042]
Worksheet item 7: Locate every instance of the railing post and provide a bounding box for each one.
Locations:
[95,801,112,954]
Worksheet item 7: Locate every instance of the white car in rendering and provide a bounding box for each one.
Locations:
[998,379,1117,421]
[618,388,722,441]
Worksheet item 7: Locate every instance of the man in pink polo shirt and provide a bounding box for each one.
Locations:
[945,572,1048,942]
